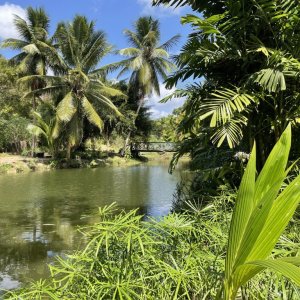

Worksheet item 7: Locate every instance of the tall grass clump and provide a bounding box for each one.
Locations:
[5,125,300,299]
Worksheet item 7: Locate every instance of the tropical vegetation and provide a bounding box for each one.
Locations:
[104,16,179,154]
[0,9,177,159]
[2,0,300,299]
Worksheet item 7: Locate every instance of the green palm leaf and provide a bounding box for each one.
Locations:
[57,92,76,122]
[82,96,104,130]
[211,117,246,148]
[253,68,286,93]
[200,87,256,127]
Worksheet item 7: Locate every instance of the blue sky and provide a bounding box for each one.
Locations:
[0,0,194,118]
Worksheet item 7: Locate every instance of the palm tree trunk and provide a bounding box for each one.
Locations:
[67,143,72,160]
[31,95,37,157]
[121,97,144,156]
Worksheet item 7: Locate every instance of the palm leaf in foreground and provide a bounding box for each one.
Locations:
[224,124,300,299]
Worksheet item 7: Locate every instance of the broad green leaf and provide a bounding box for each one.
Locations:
[247,173,300,261]
[254,124,291,206]
[225,143,256,277]
[234,177,285,268]
[248,260,300,286]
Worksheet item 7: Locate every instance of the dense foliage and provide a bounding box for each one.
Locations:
[158,0,300,207]
[151,108,183,142]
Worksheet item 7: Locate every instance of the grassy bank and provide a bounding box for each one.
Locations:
[0,154,51,175]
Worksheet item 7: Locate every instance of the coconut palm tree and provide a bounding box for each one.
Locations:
[21,16,124,159]
[104,17,179,154]
[2,7,63,155]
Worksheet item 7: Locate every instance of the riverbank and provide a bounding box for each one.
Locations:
[0,154,50,174]
[0,152,187,175]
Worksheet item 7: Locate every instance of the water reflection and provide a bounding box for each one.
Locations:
[0,163,183,290]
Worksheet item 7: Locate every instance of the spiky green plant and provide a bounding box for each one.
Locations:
[27,111,59,157]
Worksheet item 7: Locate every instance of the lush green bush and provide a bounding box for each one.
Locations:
[0,116,31,153]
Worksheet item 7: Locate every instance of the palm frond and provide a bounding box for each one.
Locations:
[13,15,33,42]
[123,30,142,48]
[119,48,141,57]
[1,38,28,50]
[87,93,122,118]
[153,48,169,58]
[200,88,256,127]
[91,59,134,77]
[57,92,76,122]
[158,34,180,51]
[92,82,127,98]
[211,116,247,148]
[82,96,104,130]
[130,56,144,71]
[160,89,189,103]
[23,44,41,55]
[252,68,287,93]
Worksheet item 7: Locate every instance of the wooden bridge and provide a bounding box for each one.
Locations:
[130,142,178,154]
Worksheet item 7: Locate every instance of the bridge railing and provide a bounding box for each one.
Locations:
[131,142,178,152]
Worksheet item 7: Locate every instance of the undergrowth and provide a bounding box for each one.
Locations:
[4,199,300,299]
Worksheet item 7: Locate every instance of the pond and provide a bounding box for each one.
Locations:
[0,162,184,290]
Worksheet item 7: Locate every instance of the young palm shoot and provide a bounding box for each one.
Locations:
[224,124,300,299]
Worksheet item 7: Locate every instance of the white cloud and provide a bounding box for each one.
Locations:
[137,0,184,17]
[0,3,26,39]
[146,83,186,119]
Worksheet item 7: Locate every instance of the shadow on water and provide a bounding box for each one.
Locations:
[0,163,186,290]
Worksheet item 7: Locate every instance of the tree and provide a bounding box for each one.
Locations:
[106,17,179,154]
[0,116,30,153]
[161,0,300,170]
[2,7,61,155]
[151,108,183,142]
[0,56,29,118]
[153,0,225,16]
[88,80,153,148]
[21,16,123,159]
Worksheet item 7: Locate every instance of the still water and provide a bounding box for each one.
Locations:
[0,163,183,290]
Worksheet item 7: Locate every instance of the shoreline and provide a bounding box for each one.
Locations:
[0,152,185,175]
